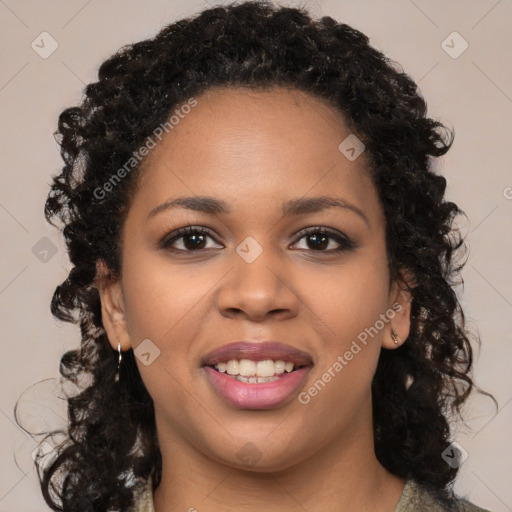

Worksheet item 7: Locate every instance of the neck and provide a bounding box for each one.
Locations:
[152,406,405,512]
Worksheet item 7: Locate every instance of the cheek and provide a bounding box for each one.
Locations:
[118,247,213,382]
[307,253,390,342]
[119,256,214,414]
[121,234,212,330]
[301,253,390,401]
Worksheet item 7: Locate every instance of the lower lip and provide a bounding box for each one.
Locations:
[204,366,311,409]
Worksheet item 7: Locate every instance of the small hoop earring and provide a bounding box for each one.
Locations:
[391,329,399,345]
[115,342,122,382]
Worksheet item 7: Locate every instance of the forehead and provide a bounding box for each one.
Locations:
[130,86,378,220]
[143,86,354,165]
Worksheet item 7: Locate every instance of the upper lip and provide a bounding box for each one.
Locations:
[202,341,314,367]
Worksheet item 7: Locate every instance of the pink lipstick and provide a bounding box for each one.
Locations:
[202,341,313,409]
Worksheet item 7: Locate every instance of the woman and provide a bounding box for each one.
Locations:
[36,1,494,510]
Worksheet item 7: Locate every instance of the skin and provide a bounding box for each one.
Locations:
[97,86,412,512]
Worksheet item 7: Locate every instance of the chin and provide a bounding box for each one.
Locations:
[205,438,314,474]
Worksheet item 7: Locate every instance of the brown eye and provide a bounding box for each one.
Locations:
[292,227,355,253]
[160,226,222,252]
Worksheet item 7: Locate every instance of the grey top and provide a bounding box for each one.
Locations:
[394,479,491,512]
[133,477,491,511]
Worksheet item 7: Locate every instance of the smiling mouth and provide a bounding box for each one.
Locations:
[201,340,314,409]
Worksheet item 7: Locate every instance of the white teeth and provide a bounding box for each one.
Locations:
[239,359,257,377]
[226,360,239,375]
[274,360,286,374]
[256,359,275,377]
[214,358,297,377]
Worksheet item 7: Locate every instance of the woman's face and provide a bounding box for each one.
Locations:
[99,86,410,471]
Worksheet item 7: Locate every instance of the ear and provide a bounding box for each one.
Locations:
[382,270,413,350]
[95,260,131,351]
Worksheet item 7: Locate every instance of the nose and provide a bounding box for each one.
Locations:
[215,245,300,322]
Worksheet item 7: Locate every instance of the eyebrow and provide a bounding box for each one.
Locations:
[147,195,370,226]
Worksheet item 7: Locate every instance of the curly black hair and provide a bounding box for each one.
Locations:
[20,1,496,510]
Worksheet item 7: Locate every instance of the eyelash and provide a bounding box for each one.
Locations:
[159,225,356,254]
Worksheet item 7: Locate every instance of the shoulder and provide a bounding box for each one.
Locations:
[395,479,492,512]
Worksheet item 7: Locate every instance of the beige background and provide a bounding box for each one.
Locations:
[1,1,511,510]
